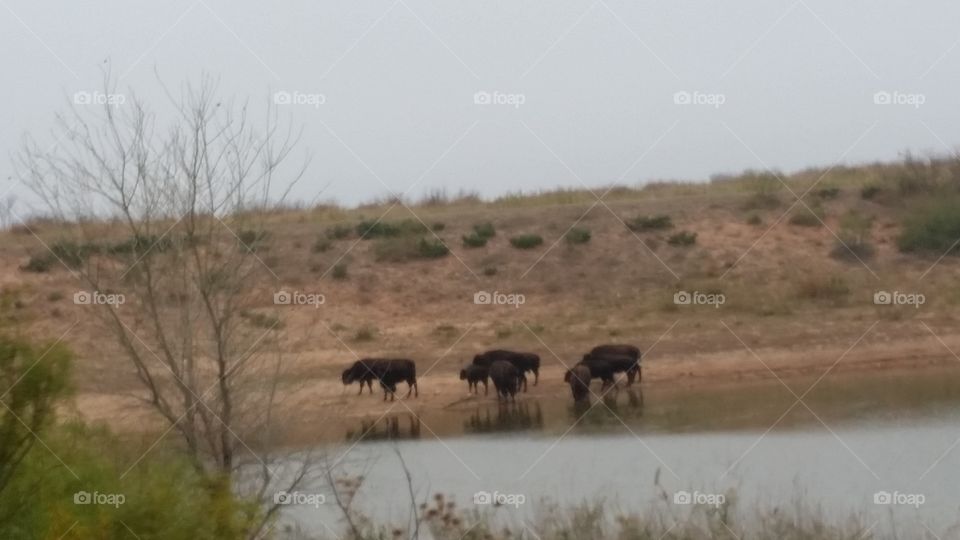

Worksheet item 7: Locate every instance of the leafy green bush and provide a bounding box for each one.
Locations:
[332,263,348,279]
[565,227,591,244]
[746,214,763,226]
[626,215,672,231]
[374,236,449,261]
[462,232,488,248]
[312,238,332,253]
[473,222,496,239]
[898,198,960,254]
[431,222,446,231]
[417,238,449,258]
[482,266,497,276]
[21,240,102,273]
[356,219,427,239]
[667,230,697,246]
[509,234,544,249]
[816,187,841,200]
[861,185,882,200]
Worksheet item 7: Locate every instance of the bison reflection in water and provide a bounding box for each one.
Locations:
[345,414,422,442]
[571,388,644,427]
[464,401,544,434]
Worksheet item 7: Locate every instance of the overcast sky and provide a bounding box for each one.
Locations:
[2,0,959,208]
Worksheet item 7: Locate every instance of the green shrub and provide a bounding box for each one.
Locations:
[236,229,268,251]
[417,238,449,258]
[746,214,763,226]
[626,215,672,231]
[816,187,841,200]
[240,310,283,330]
[431,222,446,231]
[21,254,55,273]
[462,232,488,248]
[21,240,101,273]
[353,326,377,342]
[107,234,171,256]
[356,219,427,239]
[796,275,850,302]
[667,230,697,246]
[473,222,496,239]
[326,224,352,239]
[565,227,591,245]
[898,197,960,254]
[509,234,544,249]
[332,263,348,280]
[482,266,497,276]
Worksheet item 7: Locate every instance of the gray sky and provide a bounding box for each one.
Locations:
[2,0,959,208]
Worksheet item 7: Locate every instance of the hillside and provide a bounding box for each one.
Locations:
[2,156,960,444]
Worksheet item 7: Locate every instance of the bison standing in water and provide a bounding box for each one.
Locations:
[342,358,418,401]
[566,364,592,402]
[583,343,642,385]
[472,350,540,391]
[459,365,489,395]
[488,360,520,401]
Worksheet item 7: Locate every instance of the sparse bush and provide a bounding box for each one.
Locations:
[788,204,824,227]
[796,275,850,303]
[353,326,377,342]
[832,210,875,261]
[21,254,54,273]
[861,185,882,200]
[626,215,672,231]
[356,218,427,239]
[816,187,841,200]
[482,266,497,276]
[431,222,446,231]
[312,238,332,253]
[236,229,268,252]
[565,227,591,245]
[898,197,960,255]
[746,214,763,226]
[326,224,352,239]
[667,230,697,246]
[240,310,282,329]
[473,222,496,239]
[21,240,100,272]
[509,234,543,249]
[332,263,348,280]
[462,233,488,248]
[374,236,449,261]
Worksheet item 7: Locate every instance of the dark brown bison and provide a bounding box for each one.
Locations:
[567,364,592,402]
[342,358,418,401]
[459,365,489,395]
[565,360,616,390]
[488,360,519,401]
[584,344,642,385]
[472,350,540,391]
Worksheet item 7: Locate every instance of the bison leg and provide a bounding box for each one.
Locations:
[483,381,488,396]
[533,369,539,386]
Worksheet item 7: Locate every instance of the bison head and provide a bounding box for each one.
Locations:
[459,369,467,380]
[341,367,356,385]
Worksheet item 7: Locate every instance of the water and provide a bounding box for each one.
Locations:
[280,367,960,538]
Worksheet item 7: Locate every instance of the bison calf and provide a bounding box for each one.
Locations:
[459,365,489,395]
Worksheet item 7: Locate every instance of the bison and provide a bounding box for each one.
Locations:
[472,350,540,391]
[566,364,592,402]
[459,365,489,395]
[583,343,642,385]
[564,360,615,391]
[342,358,418,401]
[488,360,519,401]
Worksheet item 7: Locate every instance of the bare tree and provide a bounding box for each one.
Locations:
[14,74,317,538]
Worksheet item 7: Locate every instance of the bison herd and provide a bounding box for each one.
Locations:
[341,344,641,403]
